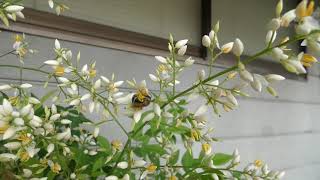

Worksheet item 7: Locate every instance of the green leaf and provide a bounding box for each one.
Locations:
[143,144,167,155]
[212,153,233,166]
[92,157,105,172]
[181,151,200,171]
[168,150,180,165]
[0,11,9,27]
[97,136,111,153]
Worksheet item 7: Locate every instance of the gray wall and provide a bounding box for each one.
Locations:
[1,0,320,179]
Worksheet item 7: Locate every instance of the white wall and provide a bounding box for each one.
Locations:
[24,0,201,45]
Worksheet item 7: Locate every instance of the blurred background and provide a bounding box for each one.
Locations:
[0,0,320,179]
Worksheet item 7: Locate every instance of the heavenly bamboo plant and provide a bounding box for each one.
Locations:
[0,0,319,179]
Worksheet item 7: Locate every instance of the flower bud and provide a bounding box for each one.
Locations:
[153,103,161,117]
[155,56,167,64]
[0,85,11,91]
[232,38,244,56]
[55,39,61,49]
[265,74,285,82]
[5,5,24,13]
[4,142,21,150]
[265,31,277,45]
[117,161,128,169]
[221,42,234,53]
[184,57,195,66]
[93,127,99,138]
[268,18,281,31]
[239,70,253,82]
[177,45,187,56]
[202,35,211,47]
[22,169,32,178]
[149,74,159,82]
[47,143,55,154]
[276,0,283,17]
[226,91,238,106]
[198,69,206,80]
[251,75,262,92]
[175,39,188,49]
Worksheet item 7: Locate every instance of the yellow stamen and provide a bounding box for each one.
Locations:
[302,54,317,63]
[306,1,315,16]
[296,0,308,18]
[17,133,32,145]
[111,140,122,151]
[157,64,168,73]
[89,68,97,78]
[14,34,23,42]
[302,62,312,67]
[9,96,19,106]
[19,151,30,162]
[51,162,61,173]
[146,164,157,173]
[169,176,177,180]
[227,72,237,79]
[254,159,263,168]
[136,88,149,102]
[191,129,200,141]
[202,143,211,154]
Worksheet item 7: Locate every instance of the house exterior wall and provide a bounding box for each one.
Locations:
[0,0,320,179]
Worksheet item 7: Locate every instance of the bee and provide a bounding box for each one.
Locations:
[131,87,151,109]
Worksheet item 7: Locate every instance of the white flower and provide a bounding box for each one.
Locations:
[29,97,40,104]
[251,75,262,92]
[142,113,155,122]
[56,128,71,140]
[268,18,281,31]
[0,153,17,162]
[0,84,11,91]
[265,31,277,45]
[48,0,54,8]
[296,16,320,35]
[3,99,13,115]
[133,160,147,167]
[198,69,206,80]
[116,93,134,104]
[133,110,142,123]
[94,79,102,89]
[271,47,288,60]
[20,83,32,89]
[80,93,91,101]
[177,45,187,56]
[202,35,211,47]
[4,142,21,150]
[5,5,24,13]
[153,103,161,116]
[13,118,24,126]
[149,74,159,82]
[69,99,80,106]
[16,11,25,19]
[20,104,32,117]
[26,144,40,158]
[117,161,128,169]
[239,70,253,82]
[55,39,61,49]
[70,173,76,179]
[23,169,32,178]
[221,42,234,53]
[50,114,60,121]
[105,175,119,180]
[265,74,285,82]
[61,119,72,124]
[93,127,100,138]
[281,9,296,27]
[3,127,16,140]
[155,56,167,64]
[58,77,69,83]
[226,91,238,106]
[122,174,130,180]
[44,60,59,66]
[194,105,208,117]
[184,57,195,66]
[232,38,244,56]
[175,39,188,49]
[47,143,55,154]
